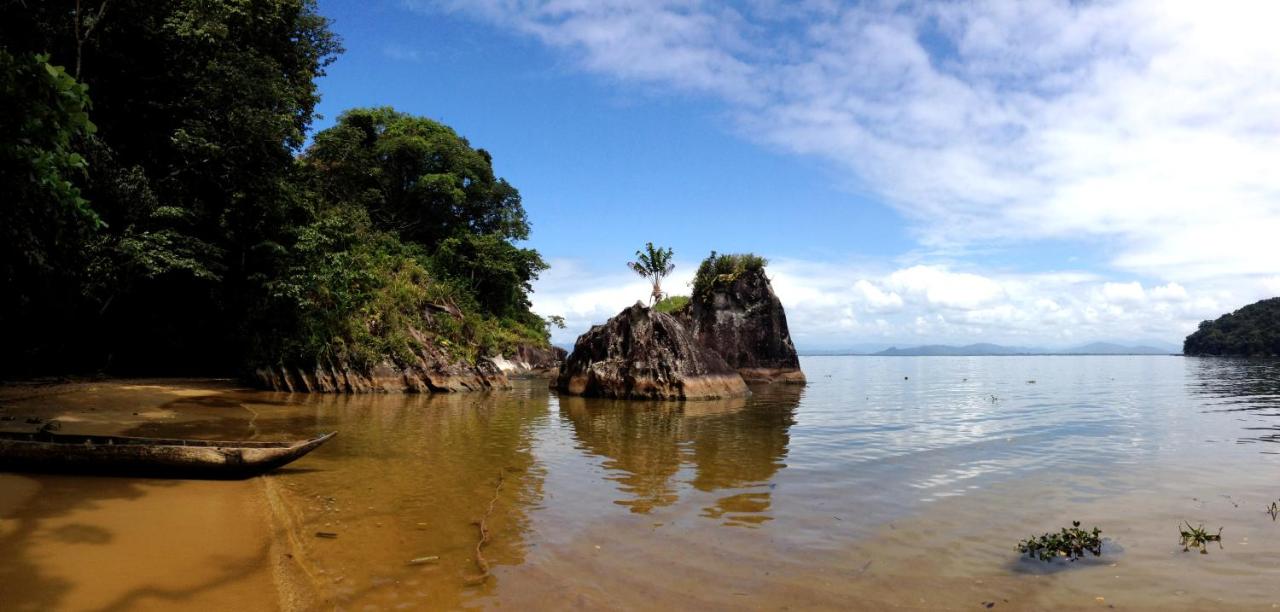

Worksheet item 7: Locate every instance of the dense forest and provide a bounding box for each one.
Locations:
[1184,298,1280,357]
[0,0,550,378]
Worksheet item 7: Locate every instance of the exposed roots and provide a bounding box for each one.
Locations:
[464,470,505,585]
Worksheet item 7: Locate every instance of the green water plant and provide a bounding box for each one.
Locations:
[1178,522,1222,554]
[1016,521,1103,562]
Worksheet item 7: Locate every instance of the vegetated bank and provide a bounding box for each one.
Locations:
[1184,297,1280,356]
[1,1,557,389]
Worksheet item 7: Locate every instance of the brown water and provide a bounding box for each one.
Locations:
[3,357,1280,610]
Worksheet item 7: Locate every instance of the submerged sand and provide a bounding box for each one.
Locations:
[0,380,283,611]
[2,362,1280,610]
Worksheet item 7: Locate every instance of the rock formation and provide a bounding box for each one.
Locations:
[681,267,805,384]
[489,344,568,377]
[555,303,749,400]
[253,327,509,393]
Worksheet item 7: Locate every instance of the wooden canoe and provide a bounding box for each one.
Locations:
[0,430,336,479]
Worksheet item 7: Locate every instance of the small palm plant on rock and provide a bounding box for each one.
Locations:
[628,242,675,306]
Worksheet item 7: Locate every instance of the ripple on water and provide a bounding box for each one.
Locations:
[5,356,1280,609]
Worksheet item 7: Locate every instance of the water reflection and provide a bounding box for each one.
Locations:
[132,389,553,607]
[1186,357,1280,451]
[11,358,1280,610]
[557,384,801,526]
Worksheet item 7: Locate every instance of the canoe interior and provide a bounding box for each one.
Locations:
[0,431,337,479]
[0,431,319,449]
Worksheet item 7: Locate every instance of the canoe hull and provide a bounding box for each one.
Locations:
[0,432,335,479]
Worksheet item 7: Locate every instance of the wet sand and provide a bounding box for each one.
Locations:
[0,380,282,611]
[3,358,1280,610]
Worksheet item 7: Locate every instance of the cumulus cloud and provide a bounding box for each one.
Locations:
[1101,281,1146,305]
[885,265,1004,310]
[417,0,1280,285]
[407,0,1280,347]
[531,257,1243,349]
[530,258,698,345]
[852,279,903,313]
[1149,282,1188,302]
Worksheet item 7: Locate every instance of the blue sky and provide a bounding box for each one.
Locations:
[313,1,1280,350]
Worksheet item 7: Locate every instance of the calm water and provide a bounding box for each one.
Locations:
[3,356,1280,610]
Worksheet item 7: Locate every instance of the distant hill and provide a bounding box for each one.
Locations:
[1184,297,1280,356]
[874,343,1037,356]
[870,342,1174,356]
[1063,342,1169,355]
[799,344,893,356]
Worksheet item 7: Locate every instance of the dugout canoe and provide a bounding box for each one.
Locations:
[0,430,335,479]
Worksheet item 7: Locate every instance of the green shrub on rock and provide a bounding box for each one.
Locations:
[654,295,690,314]
[692,251,768,302]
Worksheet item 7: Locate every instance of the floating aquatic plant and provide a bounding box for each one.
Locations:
[1016,521,1103,562]
[1178,522,1222,554]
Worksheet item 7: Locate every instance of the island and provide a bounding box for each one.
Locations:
[1184,297,1280,356]
[555,252,804,400]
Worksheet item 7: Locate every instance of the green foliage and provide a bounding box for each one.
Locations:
[431,233,547,319]
[1178,522,1222,554]
[305,107,529,248]
[0,50,105,371]
[653,295,690,314]
[1,0,342,375]
[1016,521,1103,562]
[1,3,551,378]
[255,207,547,369]
[265,105,551,371]
[0,51,99,227]
[692,251,768,302]
[627,242,675,304]
[1184,297,1280,356]
[0,50,100,274]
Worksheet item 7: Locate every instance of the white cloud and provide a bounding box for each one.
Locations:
[409,0,1280,347]
[1101,281,1146,305]
[530,258,697,346]
[1150,282,1188,302]
[885,265,1004,310]
[421,0,1280,287]
[1263,277,1280,297]
[851,279,903,313]
[532,257,1238,350]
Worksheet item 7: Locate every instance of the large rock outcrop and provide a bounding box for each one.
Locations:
[555,303,749,400]
[489,344,568,377]
[681,267,805,384]
[253,327,509,393]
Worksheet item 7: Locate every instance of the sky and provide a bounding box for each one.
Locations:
[313,0,1280,351]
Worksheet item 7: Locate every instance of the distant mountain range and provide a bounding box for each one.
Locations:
[872,342,1174,356]
[800,342,1177,356]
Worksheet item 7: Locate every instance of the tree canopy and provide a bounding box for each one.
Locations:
[303,108,546,319]
[0,1,550,377]
[1184,298,1280,357]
